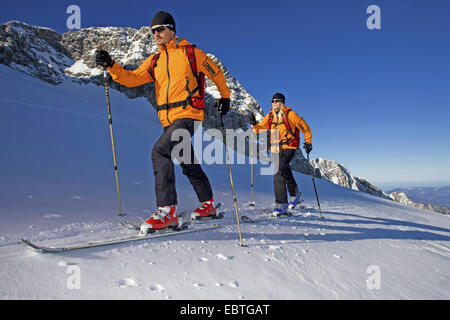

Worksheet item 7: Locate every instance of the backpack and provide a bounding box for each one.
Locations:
[268,109,300,148]
[148,44,205,110]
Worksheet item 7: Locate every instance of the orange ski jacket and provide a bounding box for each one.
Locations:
[252,106,312,152]
[107,37,230,127]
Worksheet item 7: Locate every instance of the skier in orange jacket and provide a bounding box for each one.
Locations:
[250,93,312,216]
[96,11,231,234]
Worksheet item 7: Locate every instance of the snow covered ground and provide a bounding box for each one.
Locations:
[0,65,449,300]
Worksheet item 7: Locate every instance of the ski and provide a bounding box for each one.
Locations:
[20,223,221,253]
[259,205,305,216]
[187,202,309,226]
[241,209,308,224]
[241,214,293,224]
[190,210,226,224]
[241,204,319,224]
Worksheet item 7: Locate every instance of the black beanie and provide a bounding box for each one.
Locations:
[151,11,176,31]
[272,93,285,102]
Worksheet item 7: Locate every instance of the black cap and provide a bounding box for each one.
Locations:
[151,11,176,31]
[272,93,285,102]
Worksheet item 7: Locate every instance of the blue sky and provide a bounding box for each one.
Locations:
[1,0,450,189]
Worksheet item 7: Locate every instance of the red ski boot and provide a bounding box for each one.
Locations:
[190,198,217,220]
[139,205,181,236]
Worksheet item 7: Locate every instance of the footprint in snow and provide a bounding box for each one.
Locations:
[216,253,233,260]
[149,284,166,293]
[117,278,139,288]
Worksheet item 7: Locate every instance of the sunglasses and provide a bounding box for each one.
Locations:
[272,99,284,103]
[151,24,173,34]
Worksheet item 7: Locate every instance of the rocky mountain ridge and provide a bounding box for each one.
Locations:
[389,192,450,215]
[0,20,262,130]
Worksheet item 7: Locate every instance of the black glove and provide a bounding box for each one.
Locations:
[216,98,230,115]
[249,113,257,126]
[95,50,115,68]
[303,142,313,155]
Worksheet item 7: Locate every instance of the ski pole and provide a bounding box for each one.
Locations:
[102,67,125,217]
[307,153,323,218]
[250,153,254,206]
[220,115,245,246]
[249,129,255,206]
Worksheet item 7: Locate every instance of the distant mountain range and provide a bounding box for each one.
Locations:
[1,20,447,215]
[387,187,450,215]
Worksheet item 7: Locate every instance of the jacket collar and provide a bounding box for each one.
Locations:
[272,105,290,120]
[158,37,190,51]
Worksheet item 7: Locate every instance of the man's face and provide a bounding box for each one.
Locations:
[272,100,284,113]
[151,24,176,46]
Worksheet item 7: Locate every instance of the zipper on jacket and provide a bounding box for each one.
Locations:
[164,46,171,125]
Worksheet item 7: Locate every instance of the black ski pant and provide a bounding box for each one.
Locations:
[152,118,213,207]
[274,148,299,204]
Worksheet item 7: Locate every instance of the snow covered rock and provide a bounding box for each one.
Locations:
[289,152,391,199]
[0,21,73,84]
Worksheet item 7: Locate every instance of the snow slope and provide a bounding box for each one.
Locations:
[0,65,449,299]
